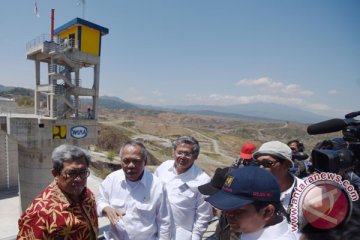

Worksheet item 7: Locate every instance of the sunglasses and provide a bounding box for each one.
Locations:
[250,159,278,168]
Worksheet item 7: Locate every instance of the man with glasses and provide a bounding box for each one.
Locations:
[17,144,98,239]
[97,140,174,240]
[155,136,213,240]
[251,141,304,219]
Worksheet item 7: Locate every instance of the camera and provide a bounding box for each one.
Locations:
[307,111,360,174]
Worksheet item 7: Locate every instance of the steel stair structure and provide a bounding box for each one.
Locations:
[26,36,100,119]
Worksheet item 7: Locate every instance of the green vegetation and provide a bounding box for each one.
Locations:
[97,124,130,152]
[106,150,117,161]
[89,166,113,180]
[17,96,34,107]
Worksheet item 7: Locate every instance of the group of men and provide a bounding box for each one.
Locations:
[16,136,352,239]
[198,140,301,240]
[17,136,213,240]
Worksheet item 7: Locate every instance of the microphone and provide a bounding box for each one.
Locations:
[307,118,347,135]
[345,111,360,119]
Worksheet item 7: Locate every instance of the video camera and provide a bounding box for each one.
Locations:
[307,111,360,174]
[292,152,309,161]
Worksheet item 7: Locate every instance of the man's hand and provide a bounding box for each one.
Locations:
[102,206,126,225]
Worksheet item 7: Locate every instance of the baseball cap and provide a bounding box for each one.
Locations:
[198,167,231,196]
[206,166,280,210]
[240,143,256,160]
[252,141,294,167]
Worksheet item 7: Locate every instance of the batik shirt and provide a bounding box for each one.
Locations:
[17,180,98,240]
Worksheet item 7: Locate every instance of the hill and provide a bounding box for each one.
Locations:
[96,108,340,175]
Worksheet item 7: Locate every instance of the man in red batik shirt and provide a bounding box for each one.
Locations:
[17,144,98,240]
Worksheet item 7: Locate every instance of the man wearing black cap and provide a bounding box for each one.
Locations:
[206,167,297,240]
[198,167,239,240]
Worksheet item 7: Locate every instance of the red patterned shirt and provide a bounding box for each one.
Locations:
[17,180,98,240]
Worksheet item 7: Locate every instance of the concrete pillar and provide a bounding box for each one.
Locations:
[34,61,40,115]
[75,69,80,117]
[7,117,97,212]
[18,147,53,211]
[93,63,100,120]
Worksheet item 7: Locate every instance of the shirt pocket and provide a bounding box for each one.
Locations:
[135,202,156,225]
[110,198,126,211]
[175,188,197,209]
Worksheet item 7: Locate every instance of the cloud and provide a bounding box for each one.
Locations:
[303,103,330,112]
[236,77,313,96]
[207,94,304,106]
[184,93,333,115]
[328,90,338,95]
[152,90,163,96]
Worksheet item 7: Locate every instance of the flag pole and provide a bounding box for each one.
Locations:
[51,9,55,42]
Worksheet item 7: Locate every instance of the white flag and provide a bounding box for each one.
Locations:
[34,1,40,17]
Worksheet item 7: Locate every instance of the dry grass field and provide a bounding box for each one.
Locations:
[95,108,339,176]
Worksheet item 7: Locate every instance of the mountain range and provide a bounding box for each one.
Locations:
[0,84,328,123]
[99,95,327,123]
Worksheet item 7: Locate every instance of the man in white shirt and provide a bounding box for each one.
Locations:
[97,140,174,240]
[155,136,213,240]
[206,167,298,240]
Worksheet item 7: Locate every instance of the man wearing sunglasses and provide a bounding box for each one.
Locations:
[251,141,304,220]
[155,136,213,240]
[17,144,98,239]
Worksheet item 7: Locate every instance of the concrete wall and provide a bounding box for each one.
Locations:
[7,116,98,211]
[0,100,17,113]
[0,130,18,191]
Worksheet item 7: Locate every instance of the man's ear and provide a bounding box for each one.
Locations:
[262,204,275,221]
[282,160,292,170]
[51,168,58,178]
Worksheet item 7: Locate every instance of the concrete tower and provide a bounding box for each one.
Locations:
[0,16,108,211]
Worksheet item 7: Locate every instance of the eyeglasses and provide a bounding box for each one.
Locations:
[251,159,278,168]
[175,151,193,158]
[63,169,90,179]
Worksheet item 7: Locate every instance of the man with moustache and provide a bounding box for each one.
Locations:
[155,136,213,240]
[17,144,98,239]
[97,140,174,240]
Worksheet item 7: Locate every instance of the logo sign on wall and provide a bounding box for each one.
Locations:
[71,126,88,139]
[53,125,66,139]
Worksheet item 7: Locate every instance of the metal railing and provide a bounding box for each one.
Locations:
[26,34,79,53]
[26,34,58,51]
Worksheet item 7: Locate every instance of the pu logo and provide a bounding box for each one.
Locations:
[224,176,234,187]
[71,126,88,139]
[53,125,66,139]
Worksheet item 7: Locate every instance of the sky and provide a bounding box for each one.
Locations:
[0,0,359,118]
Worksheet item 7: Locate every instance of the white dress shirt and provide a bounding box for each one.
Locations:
[281,175,304,211]
[155,160,213,240]
[97,169,174,240]
[241,217,298,240]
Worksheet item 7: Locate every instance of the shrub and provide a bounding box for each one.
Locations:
[106,150,116,161]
